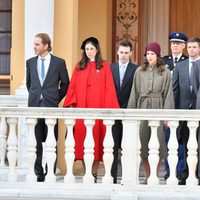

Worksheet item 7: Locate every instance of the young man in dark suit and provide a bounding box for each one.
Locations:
[26,33,69,181]
[173,37,200,185]
[110,40,138,183]
[191,38,200,184]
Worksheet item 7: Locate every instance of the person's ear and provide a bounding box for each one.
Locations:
[44,44,49,51]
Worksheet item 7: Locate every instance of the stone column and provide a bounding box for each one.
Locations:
[15,0,55,95]
[102,120,114,184]
[147,0,169,56]
[148,120,160,185]
[141,0,169,57]
[83,119,95,184]
[7,118,18,181]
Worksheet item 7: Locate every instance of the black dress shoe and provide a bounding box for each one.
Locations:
[37,175,45,182]
[113,177,117,184]
[178,179,186,185]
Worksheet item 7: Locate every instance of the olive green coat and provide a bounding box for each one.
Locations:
[128,65,174,159]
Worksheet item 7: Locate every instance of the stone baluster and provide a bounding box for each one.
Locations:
[64,119,75,183]
[45,118,57,183]
[7,118,18,181]
[26,118,37,182]
[187,120,198,185]
[121,120,139,185]
[18,117,28,168]
[0,117,7,167]
[136,121,141,184]
[167,121,179,185]
[148,120,159,185]
[83,119,95,184]
[102,120,114,184]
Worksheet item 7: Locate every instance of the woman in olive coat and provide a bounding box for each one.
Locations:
[128,42,174,183]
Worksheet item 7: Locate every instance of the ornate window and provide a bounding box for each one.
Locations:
[0,0,12,94]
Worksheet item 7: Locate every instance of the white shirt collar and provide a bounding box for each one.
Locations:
[172,54,182,61]
[119,61,129,68]
[189,56,200,63]
[39,53,51,61]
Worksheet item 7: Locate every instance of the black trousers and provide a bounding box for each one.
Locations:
[176,121,189,180]
[111,120,123,182]
[34,103,58,176]
[196,125,200,179]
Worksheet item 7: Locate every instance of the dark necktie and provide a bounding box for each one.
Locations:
[189,61,195,87]
[174,57,178,66]
[41,58,45,80]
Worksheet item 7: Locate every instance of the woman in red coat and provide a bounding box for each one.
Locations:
[63,37,119,180]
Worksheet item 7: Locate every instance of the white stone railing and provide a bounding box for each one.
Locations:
[0,107,199,186]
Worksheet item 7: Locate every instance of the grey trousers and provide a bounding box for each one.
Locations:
[139,120,168,160]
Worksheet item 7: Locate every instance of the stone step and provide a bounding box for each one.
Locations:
[0,181,200,200]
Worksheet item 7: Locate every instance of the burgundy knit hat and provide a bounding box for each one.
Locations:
[145,42,161,57]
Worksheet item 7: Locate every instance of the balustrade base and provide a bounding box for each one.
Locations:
[0,182,199,200]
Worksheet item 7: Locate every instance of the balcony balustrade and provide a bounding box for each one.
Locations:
[0,95,200,199]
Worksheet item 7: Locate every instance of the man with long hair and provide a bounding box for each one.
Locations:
[26,33,69,181]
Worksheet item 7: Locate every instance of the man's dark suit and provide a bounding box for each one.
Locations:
[192,59,200,109]
[110,62,138,183]
[26,54,69,180]
[163,54,188,71]
[26,54,69,107]
[191,59,200,179]
[173,59,196,182]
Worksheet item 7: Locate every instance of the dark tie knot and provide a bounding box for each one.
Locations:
[174,57,178,63]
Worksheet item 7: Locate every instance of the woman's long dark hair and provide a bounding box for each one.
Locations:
[78,41,103,70]
[141,56,165,75]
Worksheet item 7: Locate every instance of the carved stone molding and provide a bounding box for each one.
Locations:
[115,0,138,62]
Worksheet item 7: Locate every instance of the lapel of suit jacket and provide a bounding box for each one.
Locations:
[120,63,133,92]
[43,54,56,86]
[112,63,120,92]
[32,56,42,87]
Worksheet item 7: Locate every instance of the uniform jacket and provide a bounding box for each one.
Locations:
[163,54,188,71]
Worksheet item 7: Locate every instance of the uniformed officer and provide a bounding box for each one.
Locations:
[163,32,188,71]
[163,32,188,180]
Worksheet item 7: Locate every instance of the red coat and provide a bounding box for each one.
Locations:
[63,61,119,160]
